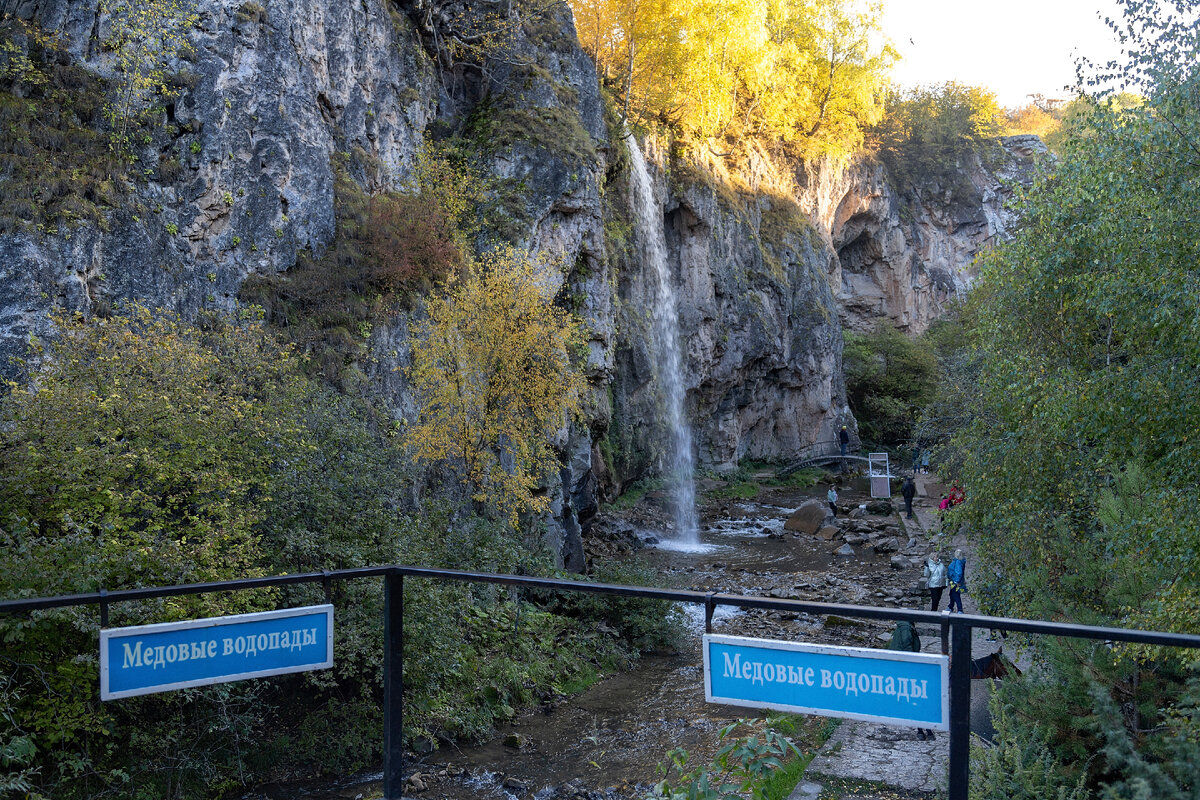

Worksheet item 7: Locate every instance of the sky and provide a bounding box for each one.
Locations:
[879,0,1128,108]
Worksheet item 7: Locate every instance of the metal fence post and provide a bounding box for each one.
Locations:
[948,621,971,800]
[384,571,405,799]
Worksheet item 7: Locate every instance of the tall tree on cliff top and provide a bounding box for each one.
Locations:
[570,0,893,154]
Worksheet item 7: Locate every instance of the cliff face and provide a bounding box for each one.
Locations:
[0,0,1041,561]
[797,135,1047,334]
[602,140,847,484]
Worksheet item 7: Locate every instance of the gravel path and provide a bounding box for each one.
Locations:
[799,474,1009,799]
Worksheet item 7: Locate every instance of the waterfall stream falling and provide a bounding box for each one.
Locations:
[626,134,700,548]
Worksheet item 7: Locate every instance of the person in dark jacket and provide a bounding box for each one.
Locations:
[887,621,934,740]
[839,425,850,457]
[901,475,916,518]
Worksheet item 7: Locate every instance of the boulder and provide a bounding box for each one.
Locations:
[866,499,894,515]
[834,543,855,556]
[817,525,841,540]
[873,537,900,553]
[890,555,912,570]
[784,499,829,534]
[849,505,868,519]
[844,534,869,545]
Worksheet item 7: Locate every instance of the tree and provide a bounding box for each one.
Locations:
[405,247,586,525]
[870,82,1006,194]
[101,0,198,153]
[842,322,937,447]
[568,0,893,154]
[948,0,1200,792]
[1006,103,1061,139]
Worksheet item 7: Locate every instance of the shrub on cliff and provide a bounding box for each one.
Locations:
[869,82,1006,198]
[405,245,587,526]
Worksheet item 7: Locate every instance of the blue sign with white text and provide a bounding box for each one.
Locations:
[704,634,948,729]
[100,605,334,700]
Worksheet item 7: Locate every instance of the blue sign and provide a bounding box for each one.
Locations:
[704,633,948,729]
[100,605,333,700]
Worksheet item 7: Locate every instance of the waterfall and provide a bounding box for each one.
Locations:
[626,133,700,547]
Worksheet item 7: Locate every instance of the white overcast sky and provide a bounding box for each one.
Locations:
[880,0,1127,108]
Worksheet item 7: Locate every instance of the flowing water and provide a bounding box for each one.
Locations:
[626,134,700,550]
[250,490,908,800]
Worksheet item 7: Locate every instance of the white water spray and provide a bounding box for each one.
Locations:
[626,133,700,547]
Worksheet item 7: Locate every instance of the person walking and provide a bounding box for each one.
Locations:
[923,552,947,612]
[886,620,935,740]
[827,485,838,517]
[838,425,850,457]
[947,548,966,613]
[920,449,930,474]
[901,475,916,519]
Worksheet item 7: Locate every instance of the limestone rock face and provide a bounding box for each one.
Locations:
[0,0,1046,564]
[796,137,1046,334]
[604,141,851,481]
[1,0,437,372]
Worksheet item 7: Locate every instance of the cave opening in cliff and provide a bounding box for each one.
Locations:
[837,229,882,274]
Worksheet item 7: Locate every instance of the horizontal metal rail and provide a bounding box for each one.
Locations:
[4,565,1199,649]
[5,564,1200,800]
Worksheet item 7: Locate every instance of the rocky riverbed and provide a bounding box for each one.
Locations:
[250,473,973,800]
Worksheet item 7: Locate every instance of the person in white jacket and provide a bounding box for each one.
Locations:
[923,552,948,612]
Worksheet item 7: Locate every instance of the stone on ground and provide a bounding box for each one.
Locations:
[785,499,830,534]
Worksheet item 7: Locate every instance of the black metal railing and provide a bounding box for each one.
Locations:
[3,565,1199,800]
[777,437,867,476]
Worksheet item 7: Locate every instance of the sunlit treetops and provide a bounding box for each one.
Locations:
[569,0,897,157]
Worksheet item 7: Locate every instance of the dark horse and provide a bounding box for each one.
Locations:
[970,651,1021,679]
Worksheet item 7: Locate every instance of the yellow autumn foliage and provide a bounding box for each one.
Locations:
[405,247,586,525]
[571,0,895,155]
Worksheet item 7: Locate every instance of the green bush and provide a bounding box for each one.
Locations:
[644,719,801,800]
[869,82,1005,198]
[843,322,937,447]
[971,700,1091,800]
[0,305,674,797]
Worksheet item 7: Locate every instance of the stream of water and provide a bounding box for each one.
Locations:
[248,492,895,800]
[626,133,700,550]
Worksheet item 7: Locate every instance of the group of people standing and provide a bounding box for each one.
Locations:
[922,549,966,613]
[937,482,966,513]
